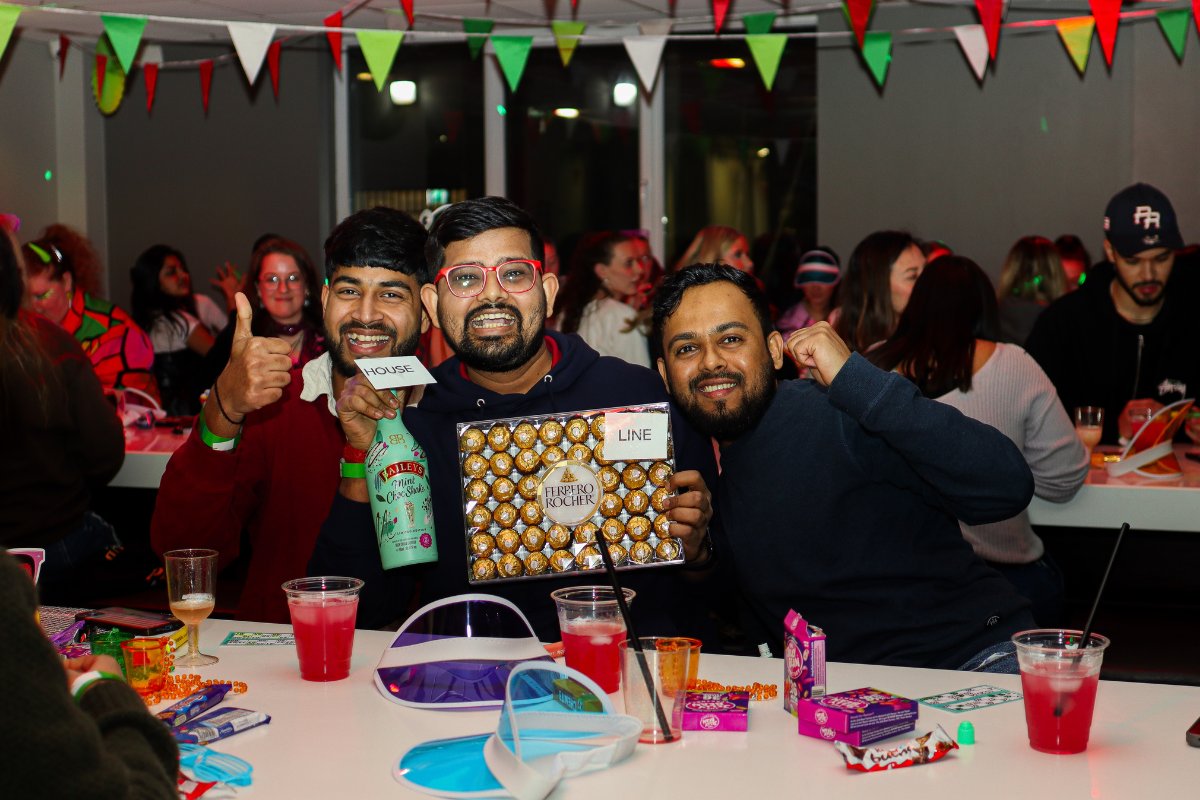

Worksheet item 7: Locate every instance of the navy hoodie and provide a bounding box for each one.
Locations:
[310,330,724,645]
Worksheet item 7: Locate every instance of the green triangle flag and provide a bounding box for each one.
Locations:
[746,35,787,90]
[100,14,147,74]
[1156,8,1188,60]
[742,12,776,34]
[464,19,494,60]
[1055,16,1094,76]
[861,31,891,86]
[492,36,534,92]
[552,21,586,67]
[0,4,19,63]
[356,30,404,91]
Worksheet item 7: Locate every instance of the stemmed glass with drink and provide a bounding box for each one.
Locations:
[164,549,219,667]
[1075,406,1104,453]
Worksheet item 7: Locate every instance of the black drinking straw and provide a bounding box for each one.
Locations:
[1054,522,1128,717]
[594,542,676,742]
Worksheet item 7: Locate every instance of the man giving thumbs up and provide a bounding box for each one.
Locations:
[151,209,430,623]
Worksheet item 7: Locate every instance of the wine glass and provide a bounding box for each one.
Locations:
[164,549,219,667]
[1075,407,1104,454]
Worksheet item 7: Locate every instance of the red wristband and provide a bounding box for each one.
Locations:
[343,443,368,463]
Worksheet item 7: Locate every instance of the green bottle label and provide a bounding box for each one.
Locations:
[368,414,437,569]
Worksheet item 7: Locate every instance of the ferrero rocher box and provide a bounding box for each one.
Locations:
[456,404,682,584]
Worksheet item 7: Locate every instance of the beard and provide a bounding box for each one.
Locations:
[326,318,422,379]
[446,299,547,373]
[1114,272,1166,307]
[666,361,777,443]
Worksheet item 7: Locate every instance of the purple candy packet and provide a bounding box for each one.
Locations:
[682,691,749,732]
[795,688,919,733]
[156,683,232,729]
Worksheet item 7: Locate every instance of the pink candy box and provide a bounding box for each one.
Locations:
[798,718,916,746]
[783,609,826,715]
[682,691,749,732]
[795,688,918,733]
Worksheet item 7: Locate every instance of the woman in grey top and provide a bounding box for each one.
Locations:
[871,256,1089,626]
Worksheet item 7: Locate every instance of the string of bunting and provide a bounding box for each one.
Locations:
[1,0,1195,114]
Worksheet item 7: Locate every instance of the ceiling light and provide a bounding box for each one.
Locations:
[389,80,417,105]
[356,72,374,81]
[709,58,745,69]
[757,147,770,158]
[613,82,637,107]
[554,108,580,118]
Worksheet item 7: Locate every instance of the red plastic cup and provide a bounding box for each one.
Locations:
[1013,629,1110,754]
[282,577,363,681]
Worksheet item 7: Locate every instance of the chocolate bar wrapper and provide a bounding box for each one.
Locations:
[156,684,232,729]
[834,725,958,772]
[172,708,270,744]
[798,718,915,746]
[682,691,749,732]
[782,610,826,715]
[795,687,918,732]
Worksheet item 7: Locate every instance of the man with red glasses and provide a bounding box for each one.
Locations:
[310,197,725,645]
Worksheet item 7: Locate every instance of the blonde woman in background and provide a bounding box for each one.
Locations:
[673,226,753,273]
[996,237,1067,347]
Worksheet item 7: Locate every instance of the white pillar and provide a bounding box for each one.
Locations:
[483,45,506,198]
[638,83,666,264]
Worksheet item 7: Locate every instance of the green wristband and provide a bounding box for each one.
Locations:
[341,460,366,479]
[70,670,125,703]
[199,413,240,452]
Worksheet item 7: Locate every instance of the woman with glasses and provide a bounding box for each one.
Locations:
[553,231,651,368]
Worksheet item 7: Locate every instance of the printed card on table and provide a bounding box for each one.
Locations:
[220,631,296,646]
[917,685,1022,713]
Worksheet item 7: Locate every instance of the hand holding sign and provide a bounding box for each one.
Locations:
[339,356,439,452]
[209,292,293,434]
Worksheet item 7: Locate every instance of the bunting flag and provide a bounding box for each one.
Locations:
[640,20,674,36]
[357,30,404,90]
[1055,16,1094,75]
[400,0,415,27]
[713,0,732,33]
[861,30,892,86]
[953,24,990,82]
[844,0,874,48]
[491,36,534,92]
[1156,8,1188,60]
[0,4,18,64]
[1089,0,1120,66]
[95,54,108,101]
[623,35,668,92]
[742,11,776,34]
[100,15,146,74]
[144,62,159,113]
[552,21,586,66]
[324,11,344,71]
[973,0,1004,60]
[745,35,787,90]
[463,19,494,60]
[58,35,69,80]
[199,59,214,112]
[267,40,282,96]
[93,36,125,114]
[227,22,276,84]
[1195,0,1200,39]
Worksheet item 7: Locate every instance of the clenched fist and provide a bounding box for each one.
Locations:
[336,371,403,452]
[205,293,292,436]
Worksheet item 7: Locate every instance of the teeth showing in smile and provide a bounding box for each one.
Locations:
[348,333,389,345]
[472,312,515,329]
[700,382,736,394]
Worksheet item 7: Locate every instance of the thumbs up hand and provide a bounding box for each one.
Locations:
[213,292,294,422]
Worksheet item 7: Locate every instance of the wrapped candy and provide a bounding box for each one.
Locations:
[833,725,958,772]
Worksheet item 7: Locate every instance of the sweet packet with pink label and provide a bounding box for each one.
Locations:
[682,690,749,732]
[783,609,826,715]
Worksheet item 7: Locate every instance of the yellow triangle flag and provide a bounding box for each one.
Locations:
[1055,16,1094,75]
[552,21,586,66]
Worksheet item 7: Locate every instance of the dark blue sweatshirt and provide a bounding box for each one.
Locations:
[310,331,725,645]
[715,354,1036,669]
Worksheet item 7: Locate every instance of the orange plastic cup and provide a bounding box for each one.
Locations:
[120,638,167,695]
[655,637,702,689]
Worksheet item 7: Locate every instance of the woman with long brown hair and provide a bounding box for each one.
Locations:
[554,231,650,367]
[673,226,753,274]
[833,231,925,353]
[996,236,1068,346]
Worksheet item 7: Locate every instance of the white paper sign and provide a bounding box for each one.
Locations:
[604,412,669,461]
[355,356,436,390]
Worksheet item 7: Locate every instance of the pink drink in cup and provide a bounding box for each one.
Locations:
[552,586,636,694]
[1013,629,1110,754]
[282,577,363,682]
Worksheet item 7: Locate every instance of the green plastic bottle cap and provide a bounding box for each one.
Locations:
[957,720,975,745]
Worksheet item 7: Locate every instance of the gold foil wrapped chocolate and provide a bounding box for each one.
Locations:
[473,557,497,580]
[495,528,521,554]
[497,553,523,578]
[565,417,590,443]
[546,524,571,549]
[525,551,549,575]
[491,477,516,503]
[624,490,649,515]
[513,422,538,449]
[601,517,625,543]
[521,526,546,552]
[461,428,486,453]
[487,424,512,451]
[550,549,575,572]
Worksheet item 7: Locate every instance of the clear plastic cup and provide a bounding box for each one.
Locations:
[1013,629,1110,754]
[282,577,363,681]
[551,586,636,693]
[620,637,693,744]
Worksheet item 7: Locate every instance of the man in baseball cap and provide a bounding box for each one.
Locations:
[1026,183,1200,444]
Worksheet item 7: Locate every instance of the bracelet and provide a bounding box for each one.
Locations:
[211,380,245,427]
[70,670,125,703]
[680,532,717,572]
[199,414,239,452]
[343,444,367,463]
[340,460,366,479]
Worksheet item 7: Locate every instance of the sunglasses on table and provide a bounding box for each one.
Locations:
[434,260,542,299]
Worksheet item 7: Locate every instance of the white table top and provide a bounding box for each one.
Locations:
[110,427,190,489]
[1028,444,1200,531]
[173,619,1200,799]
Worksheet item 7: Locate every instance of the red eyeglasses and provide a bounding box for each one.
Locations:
[435,260,543,299]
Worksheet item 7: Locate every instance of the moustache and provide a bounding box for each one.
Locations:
[1131,281,1164,291]
[689,369,745,395]
[338,319,397,337]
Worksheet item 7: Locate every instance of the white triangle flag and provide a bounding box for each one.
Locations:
[953,24,989,82]
[227,22,276,85]
[623,36,668,93]
[639,19,674,36]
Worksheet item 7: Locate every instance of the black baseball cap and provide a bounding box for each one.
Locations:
[1103,183,1184,258]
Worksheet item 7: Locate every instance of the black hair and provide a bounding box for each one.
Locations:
[425,196,545,274]
[652,263,774,351]
[555,231,632,334]
[252,232,282,255]
[324,207,431,284]
[834,230,916,353]
[129,244,196,336]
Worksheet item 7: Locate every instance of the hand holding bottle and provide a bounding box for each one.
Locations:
[335,372,406,452]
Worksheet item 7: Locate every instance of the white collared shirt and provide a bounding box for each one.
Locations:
[297,351,424,415]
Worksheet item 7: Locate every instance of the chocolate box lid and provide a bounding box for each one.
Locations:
[794,687,918,732]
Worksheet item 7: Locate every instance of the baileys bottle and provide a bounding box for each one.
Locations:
[367,404,437,569]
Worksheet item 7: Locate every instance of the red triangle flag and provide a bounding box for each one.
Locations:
[144,62,158,114]
[1089,0,1120,66]
[199,59,214,113]
[58,35,69,80]
[95,54,107,95]
[974,0,1003,59]
[713,0,731,32]
[324,11,343,70]
[267,40,281,97]
[1195,0,1200,39]
[400,0,415,27]
[845,0,873,48]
